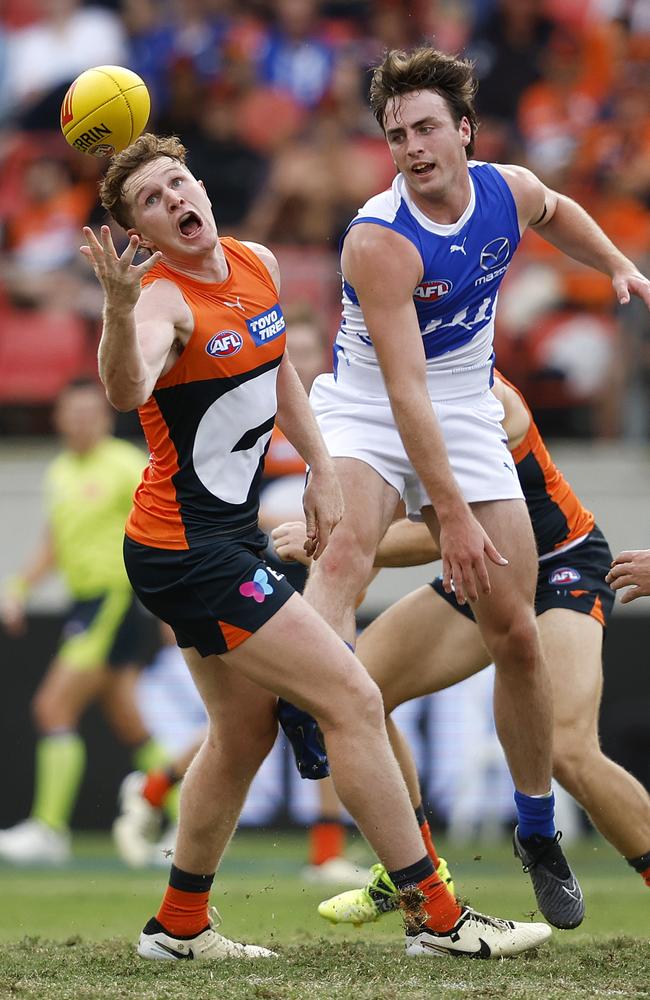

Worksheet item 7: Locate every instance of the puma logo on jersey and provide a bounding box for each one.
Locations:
[450,236,467,255]
[224,296,245,311]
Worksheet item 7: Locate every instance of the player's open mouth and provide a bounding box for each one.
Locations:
[178,211,203,237]
[412,162,435,175]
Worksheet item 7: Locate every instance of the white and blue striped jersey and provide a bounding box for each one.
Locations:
[335,161,521,393]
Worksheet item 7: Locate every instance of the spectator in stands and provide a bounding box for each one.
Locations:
[1,153,101,316]
[253,0,338,108]
[0,378,166,865]
[468,0,554,127]
[4,0,126,129]
[184,87,269,231]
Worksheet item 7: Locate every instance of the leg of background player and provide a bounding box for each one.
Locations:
[540,609,650,882]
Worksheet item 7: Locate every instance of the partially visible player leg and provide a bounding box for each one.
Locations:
[0,659,105,864]
[539,609,650,886]
[463,499,583,929]
[302,457,400,645]
[302,777,364,885]
[138,654,281,960]
[102,666,171,867]
[318,586,489,925]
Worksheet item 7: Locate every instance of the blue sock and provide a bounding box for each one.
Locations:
[514,789,556,840]
[344,641,354,652]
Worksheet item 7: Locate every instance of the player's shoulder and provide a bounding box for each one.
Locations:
[491,163,544,202]
[239,241,280,293]
[351,174,406,227]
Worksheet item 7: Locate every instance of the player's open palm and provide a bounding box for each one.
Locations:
[438,509,508,605]
[80,225,162,310]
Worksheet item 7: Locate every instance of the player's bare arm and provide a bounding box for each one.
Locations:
[497,164,650,309]
[1,527,56,636]
[275,353,344,560]
[81,225,191,411]
[343,223,506,604]
[606,549,650,603]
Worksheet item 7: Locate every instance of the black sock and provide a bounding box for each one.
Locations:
[626,850,650,873]
[388,855,434,889]
[168,863,215,893]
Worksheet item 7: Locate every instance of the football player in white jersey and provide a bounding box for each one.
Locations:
[300,47,650,930]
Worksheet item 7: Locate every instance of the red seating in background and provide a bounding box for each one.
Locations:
[0,308,89,404]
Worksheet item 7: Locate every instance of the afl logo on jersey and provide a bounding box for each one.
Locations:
[206,331,244,357]
[549,566,581,586]
[414,279,453,301]
[480,237,510,271]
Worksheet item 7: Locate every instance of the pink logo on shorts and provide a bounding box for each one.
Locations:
[239,568,274,603]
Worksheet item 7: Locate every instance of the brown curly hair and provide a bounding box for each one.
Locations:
[370,48,479,158]
[99,133,187,230]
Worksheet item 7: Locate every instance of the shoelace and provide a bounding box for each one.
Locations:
[463,907,514,931]
[520,831,570,877]
[207,905,224,930]
[366,864,398,902]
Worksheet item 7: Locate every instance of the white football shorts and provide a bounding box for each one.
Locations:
[310,368,523,517]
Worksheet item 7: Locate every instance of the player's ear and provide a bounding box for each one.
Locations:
[198,179,212,206]
[459,116,471,147]
[128,226,152,250]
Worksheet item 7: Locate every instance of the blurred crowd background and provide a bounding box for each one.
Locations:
[1,0,649,440]
[1,0,649,846]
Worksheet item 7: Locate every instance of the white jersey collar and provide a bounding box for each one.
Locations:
[396,169,476,236]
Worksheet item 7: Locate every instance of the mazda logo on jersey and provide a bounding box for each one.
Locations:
[206,331,244,357]
[549,566,581,586]
[479,237,510,271]
[413,279,453,301]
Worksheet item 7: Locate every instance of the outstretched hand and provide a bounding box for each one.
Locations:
[80,225,162,309]
[612,269,650,309]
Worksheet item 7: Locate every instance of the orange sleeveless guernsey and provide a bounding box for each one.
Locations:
[126,238,286,550]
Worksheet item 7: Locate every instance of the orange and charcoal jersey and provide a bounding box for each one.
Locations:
[497,370,594,558]
[125,238,287,551]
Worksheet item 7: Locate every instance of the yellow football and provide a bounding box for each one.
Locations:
[60,65,150,158]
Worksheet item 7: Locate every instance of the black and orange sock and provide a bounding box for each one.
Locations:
[156,864,214,937]
[389,855,461,933]
[626,850,650,887]
[414,803,440,868]
[143,767,177,809]
[309,819,345,866]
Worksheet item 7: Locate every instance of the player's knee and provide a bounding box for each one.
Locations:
[31,689,59,733]
[318,671,384,733]
[207,712,278,774]
[490,615,541,673]
[309,526,373,592]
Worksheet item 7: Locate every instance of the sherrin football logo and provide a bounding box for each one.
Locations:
[206,331,244,357]
[549,567,581,586]
[414,279,453,301]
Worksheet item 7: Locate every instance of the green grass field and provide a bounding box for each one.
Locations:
[0,831,647,1000]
